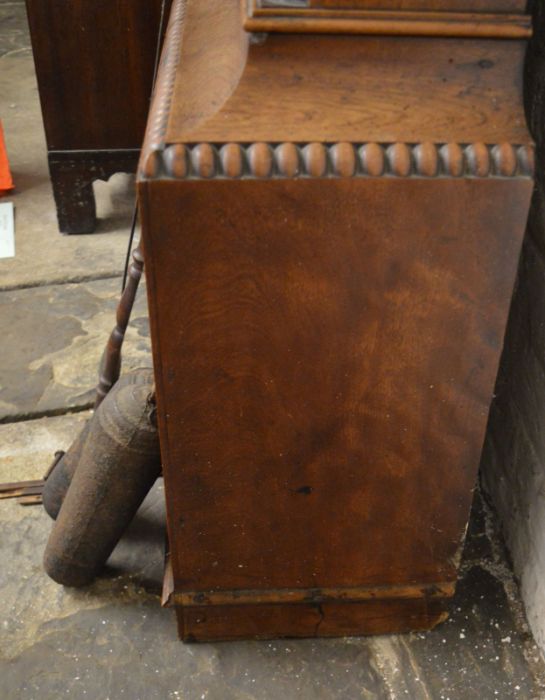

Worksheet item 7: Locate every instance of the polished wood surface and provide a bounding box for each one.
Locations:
[142,176,531,592]
[165,12,530,144]
[138,0,534,641]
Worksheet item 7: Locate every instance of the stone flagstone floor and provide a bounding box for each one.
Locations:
[1,2,545,699]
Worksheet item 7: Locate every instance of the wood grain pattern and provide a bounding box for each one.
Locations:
[164,31,530,145]
[140,177,531,595]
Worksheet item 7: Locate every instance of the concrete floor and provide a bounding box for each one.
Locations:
[1,2,545,698]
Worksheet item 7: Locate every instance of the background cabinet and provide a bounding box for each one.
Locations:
[25,0,172,233]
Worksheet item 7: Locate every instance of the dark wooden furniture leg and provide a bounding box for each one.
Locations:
[48,150,140,235]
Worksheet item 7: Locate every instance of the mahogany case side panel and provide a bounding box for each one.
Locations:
[140,176,531,604]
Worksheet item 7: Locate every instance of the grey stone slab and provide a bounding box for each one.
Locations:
[0,3,29,59]
[0,411,89,483]
[1,414,544,700]
[0,277,151,420]
[0,44,140,289]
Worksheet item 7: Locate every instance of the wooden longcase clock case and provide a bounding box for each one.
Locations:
[138,0,534,641]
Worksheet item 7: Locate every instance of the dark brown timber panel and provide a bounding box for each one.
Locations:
[141,176,531,599]
[179,598,451,643]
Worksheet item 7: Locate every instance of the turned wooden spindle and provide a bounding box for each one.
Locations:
[95,243,145,408]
